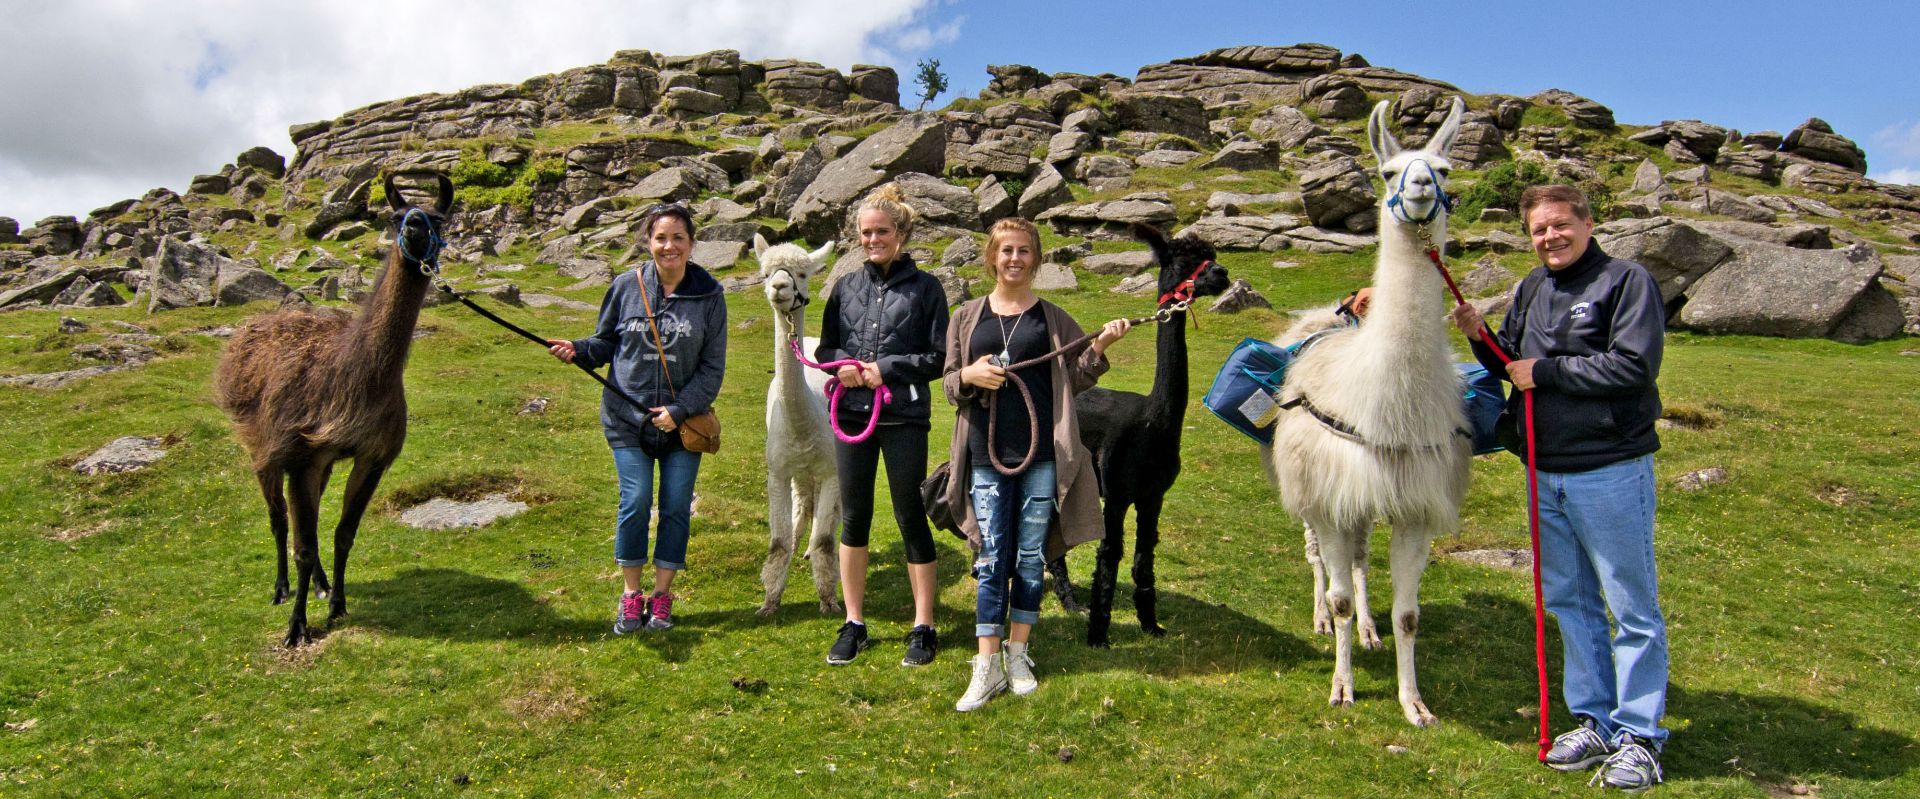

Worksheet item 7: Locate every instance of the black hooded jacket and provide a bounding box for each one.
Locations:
[1470,242,1664,472]
[815,254,949,428]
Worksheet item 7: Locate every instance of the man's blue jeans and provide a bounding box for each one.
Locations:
[1537,453,1669,746]
[969,462,1055,639]
[612,446,701,570]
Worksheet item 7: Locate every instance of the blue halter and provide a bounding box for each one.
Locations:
[394,207,446,273]
[1384,157,1455,224]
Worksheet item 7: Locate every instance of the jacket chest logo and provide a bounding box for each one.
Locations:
[1567,301,1592,321]
[622,312,691,351]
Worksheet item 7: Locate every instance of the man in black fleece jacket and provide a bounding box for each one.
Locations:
[1453,185,1669,791]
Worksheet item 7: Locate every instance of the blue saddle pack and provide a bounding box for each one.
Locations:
[1203,336,1505,454]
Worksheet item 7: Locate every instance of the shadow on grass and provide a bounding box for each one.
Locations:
[1397,591,1917,786]
[1041,587,1318,679]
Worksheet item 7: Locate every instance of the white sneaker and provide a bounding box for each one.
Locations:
[954,652,1007,712]
[1003,641,1038,695]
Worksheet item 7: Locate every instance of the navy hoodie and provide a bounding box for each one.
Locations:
[1471,242,1664,472]
[572,261,727,449]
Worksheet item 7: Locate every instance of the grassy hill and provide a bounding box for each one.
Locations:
[1,235,1915,797]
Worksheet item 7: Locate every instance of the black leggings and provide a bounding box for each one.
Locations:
[835,423,937,564]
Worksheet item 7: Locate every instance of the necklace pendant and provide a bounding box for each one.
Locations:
[997,349,1011,366]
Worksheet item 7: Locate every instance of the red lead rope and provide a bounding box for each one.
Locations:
[1427,247,1553,762]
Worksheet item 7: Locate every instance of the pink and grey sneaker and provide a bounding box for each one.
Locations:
[613,590,649,635]
[645,592,675,631]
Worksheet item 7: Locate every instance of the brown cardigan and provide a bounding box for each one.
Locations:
[941,297,1109,559]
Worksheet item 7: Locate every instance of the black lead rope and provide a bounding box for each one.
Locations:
[433,283,658,418]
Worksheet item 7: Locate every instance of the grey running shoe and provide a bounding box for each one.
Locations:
[1545,717,1614,771]
[827,620,870,665]
[1591,735,1663,791]
[901,624,938,667]
[954,652,1007,712]
[613,591,649,635]
[644,592,674,631]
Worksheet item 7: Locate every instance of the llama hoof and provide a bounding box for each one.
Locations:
[282,620,312,649]
[1141,623,1167,638]
[755,601,779,617]
[818,598,842,614]
[1357,622,1383,651]
[1328,677,1355,707]
[1402,699,1438,728]
[1085,630,1112,649]
[327,602,348,622]
[272,585,290,605]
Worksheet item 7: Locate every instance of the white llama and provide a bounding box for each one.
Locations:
[1267,97,1472,727]
[754,235,842,615]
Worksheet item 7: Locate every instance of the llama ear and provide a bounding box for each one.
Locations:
[807,241,835,273]
[1367,100,1401,162]
[752,233,771,260]
[1427,96,1467,158]
[435,174,455,214]
[1129,222,1170,265]
[384,173,406,211]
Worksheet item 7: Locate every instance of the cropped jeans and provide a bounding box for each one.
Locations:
[1537,454,1669,746]
[611,446,701,570]
[969,461,1055,639]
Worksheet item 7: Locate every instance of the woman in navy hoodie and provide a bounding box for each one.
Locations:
[548,203,727,634]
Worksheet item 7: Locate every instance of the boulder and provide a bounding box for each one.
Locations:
[1827,282,1906,344]
[398,493,529,530]
[849,64,900,105]
[1135,149,1203,168]
[1178,215,1298,251]
[1207,278,1271,313]
[1298,156,1377,230]
[1595,217,1733,300]
[1112,272,1157,294]
[1304,74,1369,120]
[0,265,87,310]
[236,147,287,179]
[622,167,704,203]
[1448,118,1509,167]
[1279,226,1377,254]
[1046,130,1095,164]
[941,237,981,269]
[1016,163,1075,220]
[763,61,851,108]
[660,86,730,119]
[1783,118,1867,173]
[1678,242,1887,339]
[1031,261,1078,291]
[1248,104,1325,149]
[984,64,1048,96]
[1694,191,1777,223]
[1035,193,1178,239]
[0,216,18,244]
[1662,120,1729,164]
[1532,88,1614,128]
[1458,257,1516,297]
[1112,92,1214,145]
[73,436,169,476]
[1631,159,1664,193]
[145,237,287,311]
[928,265,971,306]
[788,113,947,245]
[1781,162,1865,194]
[1071,155,1134,182]
[189,173,231,195]
[1200,140,1278,171]
[975,175,1016,225]
[213,261,293,307]
[1081,251,1157,276]
[951,137,1032,178]
[691,240,746,268]
[1688,220,1831,250]
[558,198,615,231]
[24,216,82,256]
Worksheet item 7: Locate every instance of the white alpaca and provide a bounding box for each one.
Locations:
[754,235,842,615]
[1265,97,1472,727]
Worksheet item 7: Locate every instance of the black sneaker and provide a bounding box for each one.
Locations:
[826,620,870,665]
[901,624,938,667]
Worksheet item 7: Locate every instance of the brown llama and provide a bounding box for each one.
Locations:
[214,172,453,647]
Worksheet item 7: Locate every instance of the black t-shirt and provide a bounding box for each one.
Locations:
[967,303,1055,468]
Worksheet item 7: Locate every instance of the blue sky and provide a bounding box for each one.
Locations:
[3,1,1917,223]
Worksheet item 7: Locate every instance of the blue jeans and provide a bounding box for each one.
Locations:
[611,446,701,570]
[969,462,1055,639]
[1537,454,1668,746]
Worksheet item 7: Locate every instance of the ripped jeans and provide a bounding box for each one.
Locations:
[969,461,1056,639]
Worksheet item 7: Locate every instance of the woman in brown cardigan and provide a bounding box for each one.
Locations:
[942,217,1131,711]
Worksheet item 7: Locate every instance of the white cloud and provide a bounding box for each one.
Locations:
[1869,167,1920,187]
[1871,120,1920,160]
[0,0,954,222]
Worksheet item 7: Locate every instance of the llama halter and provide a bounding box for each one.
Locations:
[1384,158,1455,225]
[393,207,447,275]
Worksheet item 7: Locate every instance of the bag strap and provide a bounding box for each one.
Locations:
[634,267,678,403]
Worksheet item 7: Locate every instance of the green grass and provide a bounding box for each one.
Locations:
[2,241,1914,797]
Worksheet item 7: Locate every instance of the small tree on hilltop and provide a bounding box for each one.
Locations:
[914,58,948,111]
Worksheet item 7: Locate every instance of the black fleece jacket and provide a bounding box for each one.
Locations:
[816,254,949,428]
[1471,242,1664,472]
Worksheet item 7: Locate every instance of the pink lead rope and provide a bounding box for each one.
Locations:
[788,338,892,444]
[1425,244,1552,763]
